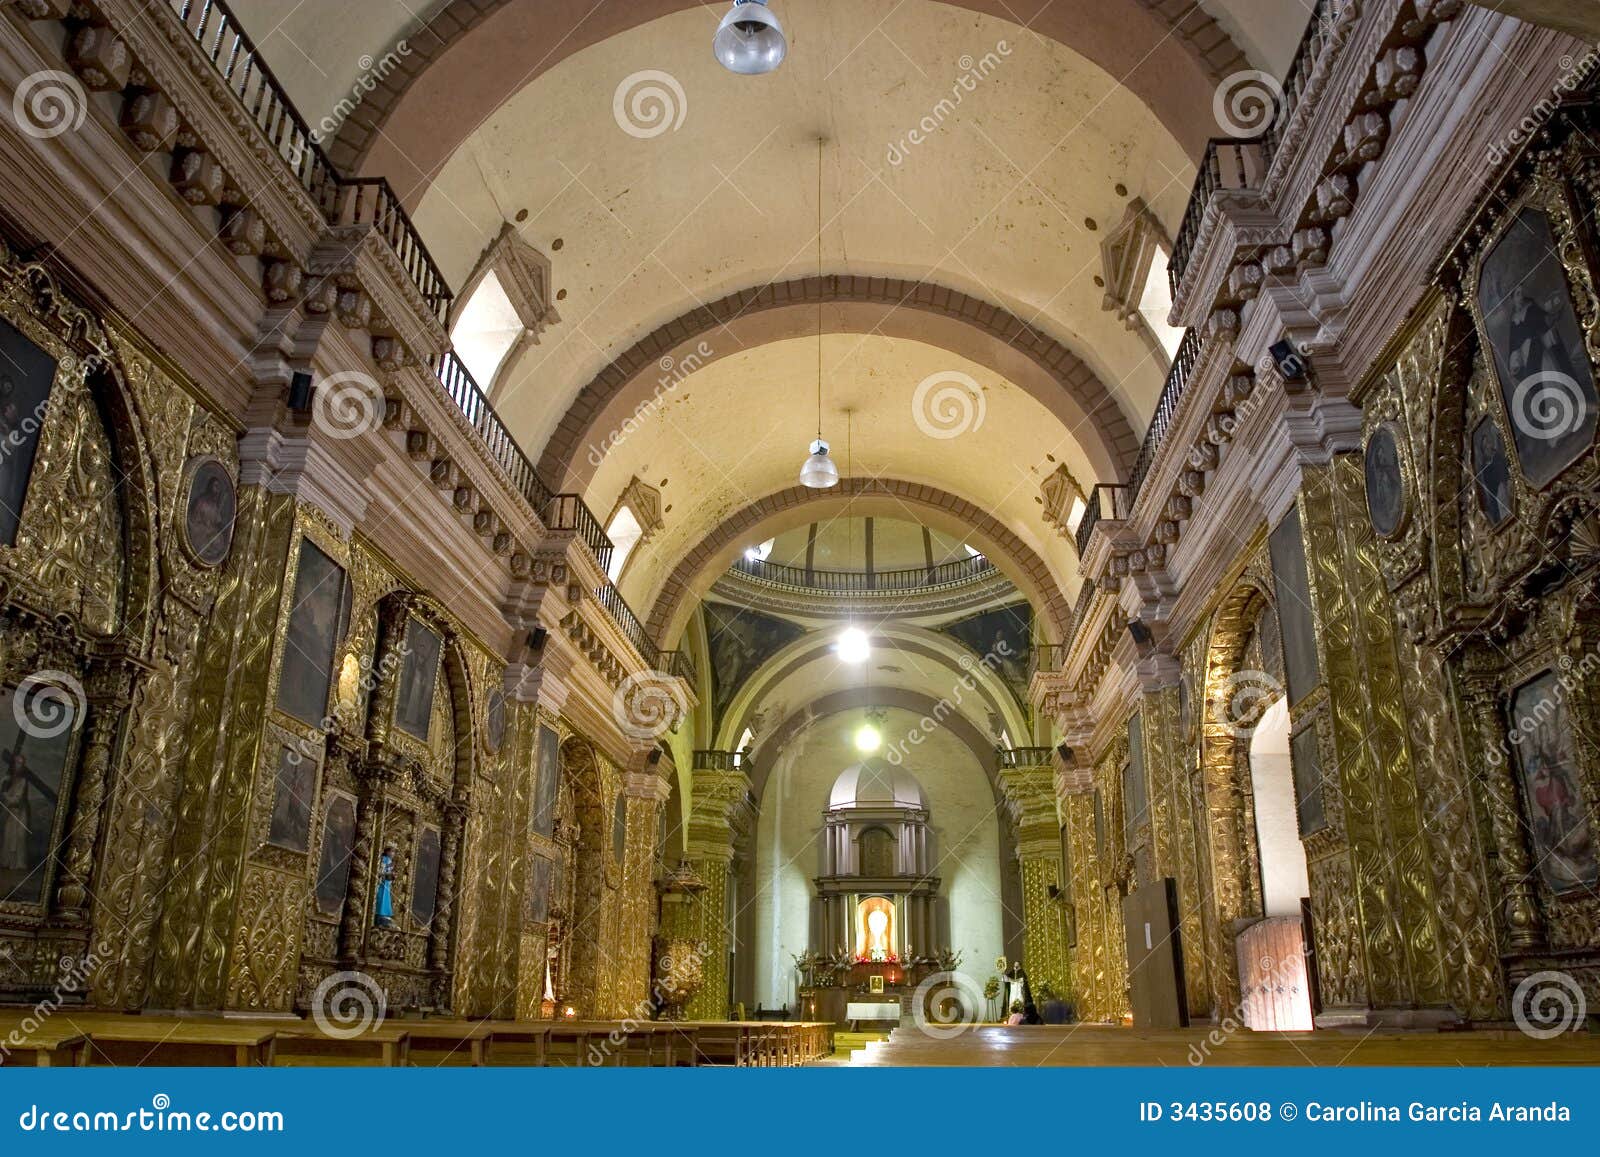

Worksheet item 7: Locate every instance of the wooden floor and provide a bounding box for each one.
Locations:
[846,1024,1600,1066]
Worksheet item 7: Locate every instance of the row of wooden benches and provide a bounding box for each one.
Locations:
[0,1013,833,1068]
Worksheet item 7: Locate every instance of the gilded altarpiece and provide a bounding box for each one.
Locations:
[1064,725,1132,1023]
[1360,113,1600,1016]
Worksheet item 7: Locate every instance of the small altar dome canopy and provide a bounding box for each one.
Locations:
[828,761,925,810]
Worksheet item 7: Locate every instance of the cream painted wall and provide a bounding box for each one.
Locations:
[750,707,1004,1009]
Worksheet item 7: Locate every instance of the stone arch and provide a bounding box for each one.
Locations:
[538,276,1138,491]
[339,0,1249,187]
[645,478,1075,647]
[1197,568,1284,1014]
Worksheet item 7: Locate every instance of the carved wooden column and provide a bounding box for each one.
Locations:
[1000,761,1072,1002]
[338,760,394,962]
[54,654,144,915]
[428,790,471,1006]
[675,766,750,1021]
[1460,672,1545,953]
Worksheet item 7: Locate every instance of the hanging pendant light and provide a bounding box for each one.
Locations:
[713,0,787,75]
[800,138,838,489]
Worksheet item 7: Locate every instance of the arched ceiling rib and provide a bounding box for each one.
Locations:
[538,276,1138,492]
[297,0,1253,186]
[643,478,1075,648]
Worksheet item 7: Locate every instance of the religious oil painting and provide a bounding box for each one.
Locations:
[0,315,59,547]
[266,745,316,853]
[1290,725,1327,836]
[484,687,507,753]
[183,457,236,568]
[941,602,1032,691]
[411,827,442,926]
[704,602,805,721]
[1477,206,1598,487]
[0,682,74,906]
[1470,416,1514,526]
[1510,671,1598,894]
[531,723,560,839]
[1363,425,1406,539]
[314,793,356,916]
[525,855,552,925]
[611,792,628,864]
[394,617,443,740]
[277,539,348,725]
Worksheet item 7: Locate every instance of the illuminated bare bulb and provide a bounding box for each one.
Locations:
[836,627,870,663]
[854,722,881,753]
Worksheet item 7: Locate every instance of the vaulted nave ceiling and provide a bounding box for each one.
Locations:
[229,0,1308,648]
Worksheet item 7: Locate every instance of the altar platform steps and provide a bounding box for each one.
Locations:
[848,1024,1600,1067]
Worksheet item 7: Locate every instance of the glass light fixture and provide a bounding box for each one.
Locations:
[836,626,870,663]
[713,0,787,75]
[853,721,882,754]
[800,438,839,489]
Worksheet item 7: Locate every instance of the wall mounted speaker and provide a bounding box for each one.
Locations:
[1268,338,1309,386]
[525,627,549,655]
[1126,620,1156,656]
[287,370,314,413]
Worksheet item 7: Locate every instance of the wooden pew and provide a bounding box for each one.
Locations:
[0,1024,89,1068]
[482,1023,551,1067]
[402,1020,493,1067]
[274,1023,410,1067]
[67,1017,278,1067]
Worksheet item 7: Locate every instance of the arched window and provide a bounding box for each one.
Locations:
[448,224,559,391]
[451,270,523,387]
[605,505,644,582]
[1137,247,1186,359]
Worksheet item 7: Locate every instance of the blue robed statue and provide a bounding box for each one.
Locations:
[374,843,397,927]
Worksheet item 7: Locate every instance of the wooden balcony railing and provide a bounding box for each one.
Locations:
[694,750,743,771]
[996,747,1057,770]
[594,582,657,669]
[433,351,553,513]
[1168,0,1345,297]
[1128,328,1202,508]
[545,494,615,576]
[1027,644,1068,681]
[168,0,451,325]
[660,649,697,686]
[729,552,996,594]
[1075,483,1131,560]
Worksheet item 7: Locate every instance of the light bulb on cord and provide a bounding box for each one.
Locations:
[713,0,787,75]
[854,721,882,753]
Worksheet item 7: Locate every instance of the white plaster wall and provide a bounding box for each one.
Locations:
[751,706,1003,1009]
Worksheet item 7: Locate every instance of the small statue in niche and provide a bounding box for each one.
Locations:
[374,842,397,928]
